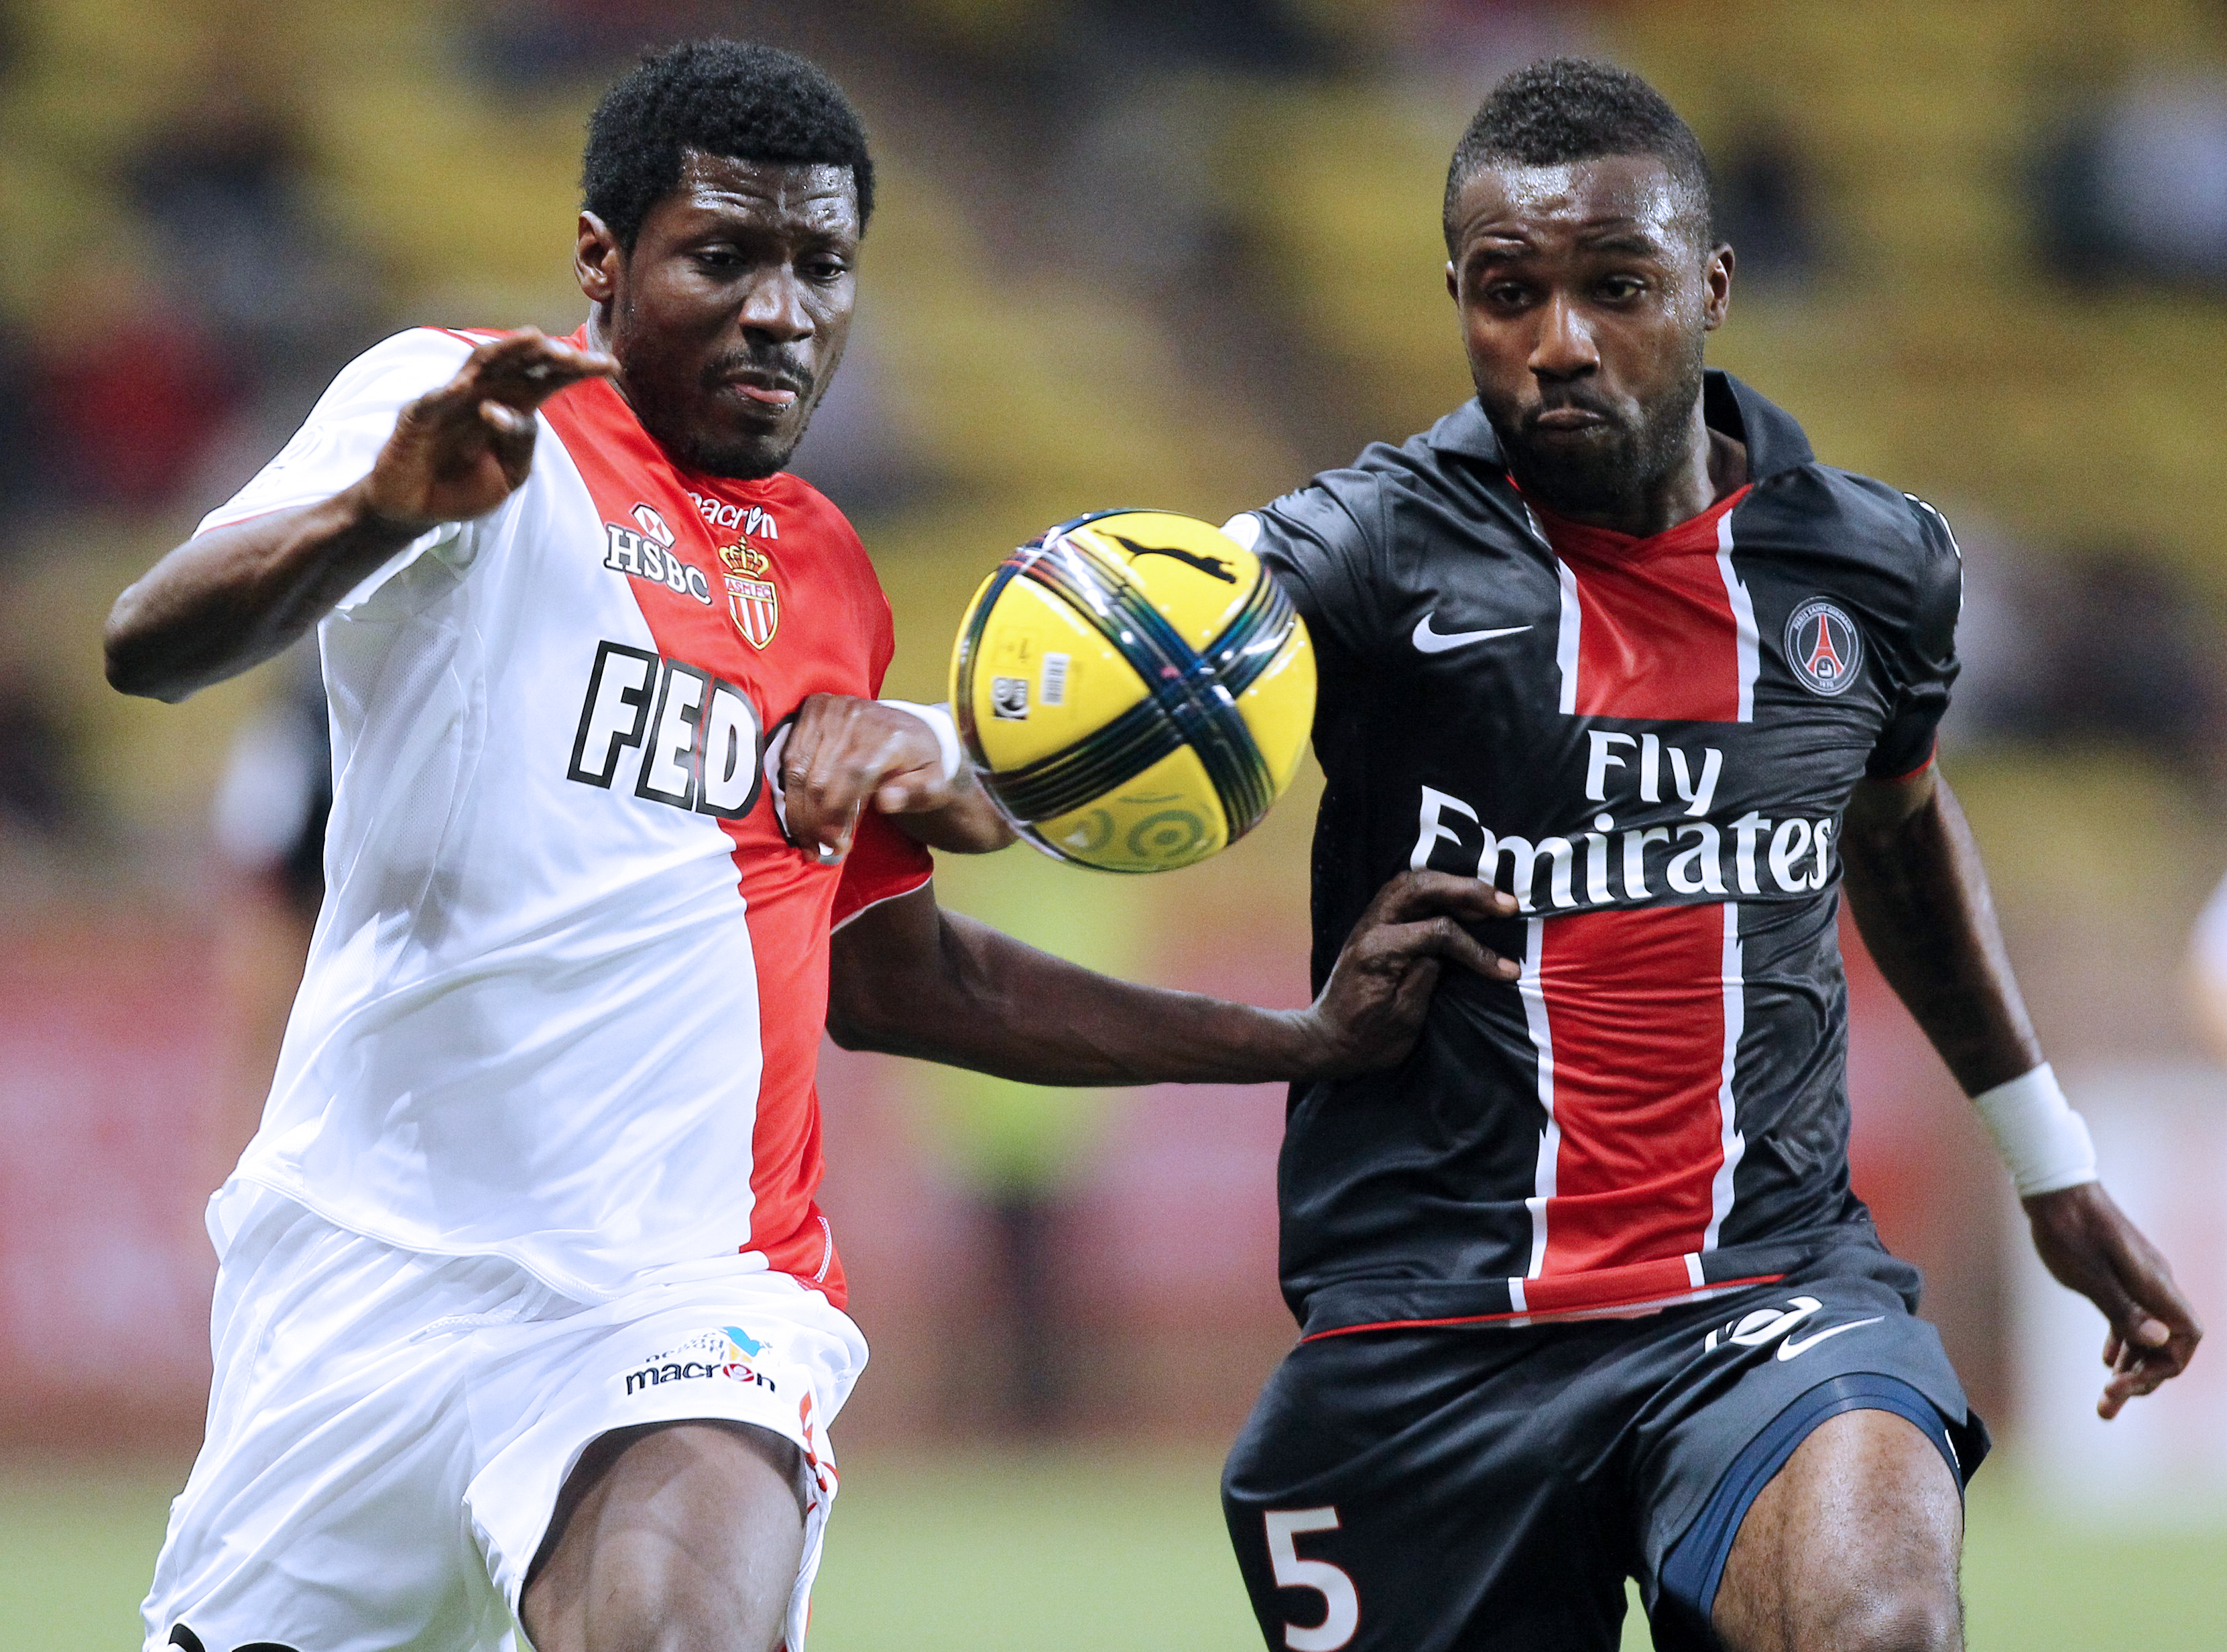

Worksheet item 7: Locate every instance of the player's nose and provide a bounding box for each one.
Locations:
[737,267,815,343]
[1528,294,1597,380]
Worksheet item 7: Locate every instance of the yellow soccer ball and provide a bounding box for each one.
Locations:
[950,509,1315,872]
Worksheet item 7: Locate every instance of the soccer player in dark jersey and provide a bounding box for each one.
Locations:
[1197,60,2202,1652]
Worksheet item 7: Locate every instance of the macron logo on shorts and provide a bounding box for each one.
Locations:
[622,1326,778,1397]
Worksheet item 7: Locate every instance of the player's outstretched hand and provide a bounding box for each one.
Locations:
[2024,1181,2202,1418]
[781,694,1013,863]
[1299,870,1520,1077]
[357,331,617,530]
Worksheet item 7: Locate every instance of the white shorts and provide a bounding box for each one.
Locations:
[142,1182,867,1652]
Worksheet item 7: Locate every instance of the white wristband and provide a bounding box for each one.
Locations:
[878,699,963,784]
[1972,1062,2098,1197]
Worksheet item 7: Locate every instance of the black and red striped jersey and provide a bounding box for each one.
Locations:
[1225,370,1962,1340]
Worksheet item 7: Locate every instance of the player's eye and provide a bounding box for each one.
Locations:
[800,256,849,284]
[1599,275,1646,301]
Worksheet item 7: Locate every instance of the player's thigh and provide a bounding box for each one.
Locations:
[1713,1407,1962,1652]
[520,1418,807,1652]
[143,1191,526,1652]
[1634,1248,1986,1652]
[1223,1330,1631,1652]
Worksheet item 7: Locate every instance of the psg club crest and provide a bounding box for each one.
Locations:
[1784,597,1863,697]
[719,540,779,649]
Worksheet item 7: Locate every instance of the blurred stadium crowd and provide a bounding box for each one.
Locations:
[2,0,2226,1476]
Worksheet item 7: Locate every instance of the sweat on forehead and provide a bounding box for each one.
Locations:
[670,152,859,213]
[1447,154,1712,258]
[1441,58,1716,255]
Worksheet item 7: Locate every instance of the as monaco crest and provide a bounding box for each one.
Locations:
[719,540,779,650]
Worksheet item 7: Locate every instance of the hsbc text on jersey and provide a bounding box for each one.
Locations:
[603,521,714,605]
[568,641,764,819]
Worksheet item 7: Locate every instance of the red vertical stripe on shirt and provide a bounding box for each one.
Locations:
[1534,902,1727,1275]
[539,347,921,1308]
[1537,485,1751,722]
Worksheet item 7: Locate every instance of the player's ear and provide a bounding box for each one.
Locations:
[1703,241,1734,332]
[1446,259,1460,305]
[576,212,622,305]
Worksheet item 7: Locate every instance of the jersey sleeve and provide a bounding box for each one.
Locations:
[197,329,482,617]
[1865,496,1964,779]
[1222,469,1384,657]
[831,811,935,930]
[825,526,934,928]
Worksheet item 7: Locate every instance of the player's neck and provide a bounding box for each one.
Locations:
[1529,406,1750,542]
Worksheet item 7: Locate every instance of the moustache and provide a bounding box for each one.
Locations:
[1521,391,1624,430]
[701,351,813,399]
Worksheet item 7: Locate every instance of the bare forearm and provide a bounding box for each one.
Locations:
[1840,773,2041,1094]
[891,774,1017,854]
[833,906,1320,1084]
[832,873,1508,1088]
[107,332,619,703]
[105,484,422,701]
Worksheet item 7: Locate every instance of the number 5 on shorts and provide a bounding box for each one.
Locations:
[1263,1507,1359,1651]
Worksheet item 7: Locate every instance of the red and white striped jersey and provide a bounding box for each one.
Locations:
[201,327,930,1305]
[1229,371,1962,1340]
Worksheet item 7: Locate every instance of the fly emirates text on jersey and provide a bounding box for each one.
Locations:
[1411,731,1837,912]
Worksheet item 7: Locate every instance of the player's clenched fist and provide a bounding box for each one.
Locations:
[360,331,617,530]
[780,693,1013,862]
[1298,869,1521,1077]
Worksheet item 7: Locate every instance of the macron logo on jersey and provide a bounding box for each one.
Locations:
[604,503,713,606]
[688,491,780,541]
[568,640,764,819]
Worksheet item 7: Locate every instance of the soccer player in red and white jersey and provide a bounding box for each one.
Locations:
[105,42,1509,1652]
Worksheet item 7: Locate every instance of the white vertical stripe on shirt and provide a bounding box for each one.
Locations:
[1716,512,1760,723]
[1555,560,1582,716]
[1703,901,1747,1252]
[1518,916,1558,1277]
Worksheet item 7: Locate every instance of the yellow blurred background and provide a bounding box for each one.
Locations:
[3,0,2226,1645]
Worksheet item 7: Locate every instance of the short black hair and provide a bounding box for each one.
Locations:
[1442,58,1713,255]
[582,39,874,249]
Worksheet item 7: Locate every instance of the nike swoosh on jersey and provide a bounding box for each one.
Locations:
[1411,614,1534,653]
[1776,1315,1885,1361]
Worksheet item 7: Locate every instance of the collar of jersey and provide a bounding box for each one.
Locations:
[1520,480,1754,566]
[1425,369,1817,484]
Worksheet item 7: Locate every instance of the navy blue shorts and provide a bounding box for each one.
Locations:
[1221,1242,1988,1651]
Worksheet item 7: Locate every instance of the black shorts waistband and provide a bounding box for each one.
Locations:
[1292,1226,1892,1340]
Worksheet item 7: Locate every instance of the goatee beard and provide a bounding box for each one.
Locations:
[1491,348,1705,523]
